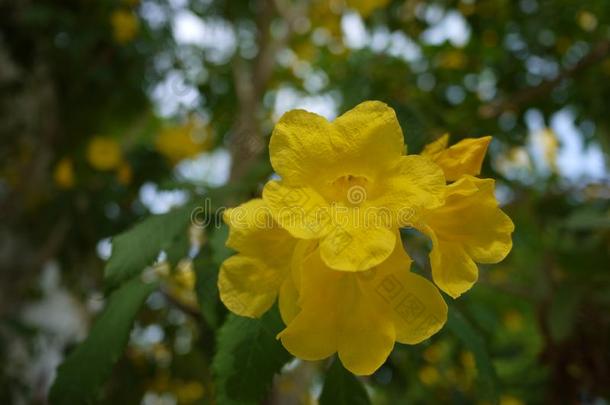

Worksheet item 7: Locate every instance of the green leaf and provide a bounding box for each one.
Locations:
[165,227,190,269]
[447,307,499,401]
[50,277,157,405]
[104,204,194,289]
[194,250,222,330]
[319,359,371,405]
[209,224,232,266]
[212,305,292,404]
[194,225,232,330]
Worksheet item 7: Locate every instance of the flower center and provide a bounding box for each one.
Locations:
[330,175,369,206]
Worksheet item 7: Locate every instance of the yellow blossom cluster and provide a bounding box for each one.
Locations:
[155,121,213,164]
[54,135,133,189]
[111,9,139,44]
[219,101,514,375]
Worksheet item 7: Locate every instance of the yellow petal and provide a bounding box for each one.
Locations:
[457,178,514,263]
[262,181,333,239]
[269,101,405,188]
[336,278,396,375]
[422,225,478,298]
[368,240,448,343]
[290,240,318,301]
[269,109,347,187]
[422,135,492,181]
[278,250,396,375]
[331,101,405,176]
[371,155,446,226]
[278,275,300,325]
[318,208,396,271]
[220,199,298,317]
[422,133,449,157]
[223,198,296,266]
[421,175,514,297]
[277,253,340,361]
[218,255,281,318]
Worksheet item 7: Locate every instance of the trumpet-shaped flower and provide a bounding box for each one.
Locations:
[218,101,514,377]
[278,235,447,375]
[417,176,514,298]
[218,200,448,375]
[263,101,445,272]
[422,134,491,181]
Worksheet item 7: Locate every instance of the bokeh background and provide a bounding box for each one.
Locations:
[1,0,609,404]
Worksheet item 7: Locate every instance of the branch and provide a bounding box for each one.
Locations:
[228,0,300,181]
[479,40,610,118]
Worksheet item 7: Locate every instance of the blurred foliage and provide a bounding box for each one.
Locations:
[1,0,609,404]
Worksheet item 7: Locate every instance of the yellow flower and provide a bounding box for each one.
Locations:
[156,261,198,309]
[578,11,598,32]
[499,395,525,405]
[422,134,492,181]
[218,101,514,376]
[111,9,139,44]
[175,381,205,403]
[418,365,440,386]
[53,157,75,189]
[417,176,514,298]
[219,199,447,375]
[262,101,445,272]
[503,310,524,332]
[173,262,196,291]
[461,351,476,371]
[438,50,468,70]
[87,136,123,171]
[309,1,342,38]
[279,235,447,375]
[423,341,445,363]
[116,162,133,185]
[155,122,211,164]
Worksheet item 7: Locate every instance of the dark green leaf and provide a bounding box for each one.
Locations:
[212,305,292,404]
[194,250,222,330]
[447,307,499,401]
[50,277,157,405]
[104,204,194,289]
[210,224,232,266]
[319,359,371,405]
[165,228,190,269]
[194,224,232,329]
